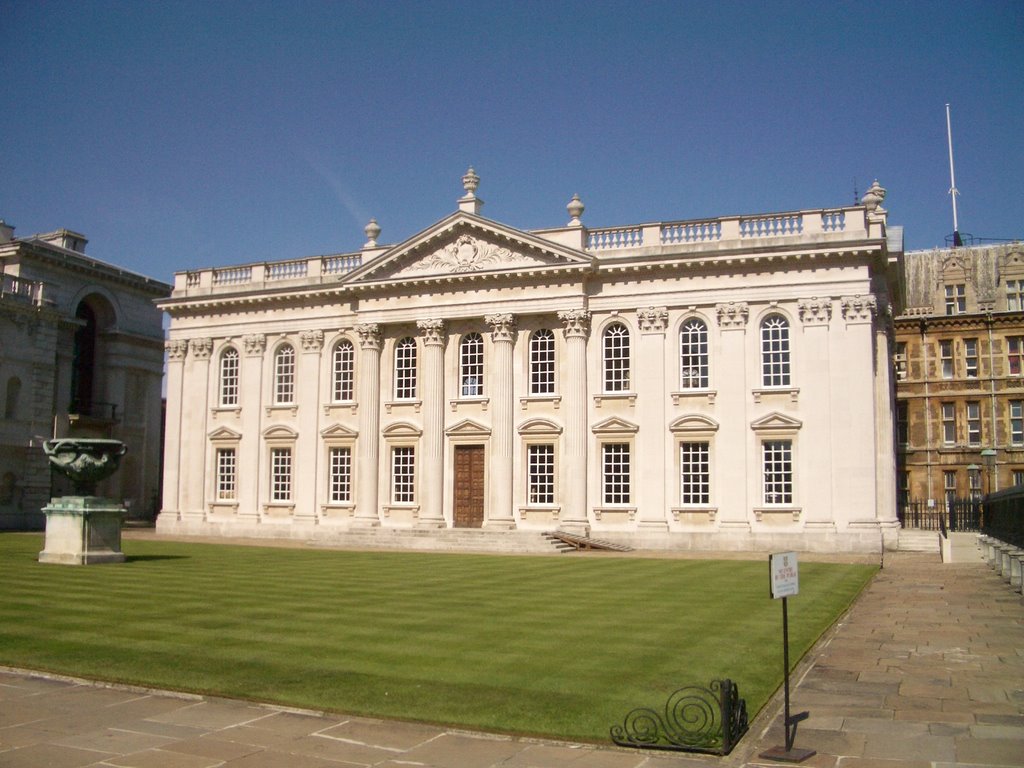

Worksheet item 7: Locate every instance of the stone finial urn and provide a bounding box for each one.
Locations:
[39,438,129,565]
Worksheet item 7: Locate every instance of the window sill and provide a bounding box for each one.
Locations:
[323,401,357,416]
[671,389,717,406]
[752,387,799,404]
[385,399,422,413]
[520,394,561,410]
[449,396,489,413]
[593,506,636,521]
[594,392,637,408]
[753,506,801,522]
[265,404,298,417]
[671,507,717,523]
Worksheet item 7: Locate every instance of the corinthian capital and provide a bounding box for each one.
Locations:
[355,323,381,350]
[715,302,749,329]
[637,307,668,333]
[243,334,266,357]
[798,297,833,326]
[417,318,446,346]
[190,337,213,360]
[557,309,591,339]
[300,329,324,353]
[485,313,517,343]
[841,295,877,323]
[166,339,189,361]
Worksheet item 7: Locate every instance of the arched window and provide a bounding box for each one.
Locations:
[679,318,709,389]
[274,344,296,404]
[5,376,21,418]
[71,302,97,412]
[460,333,484,397]
[219,348,240,406]
[602,322,630,392]
[761,314,791,387]
[530,329,555,395]
[332,339,354,402]
[394,337,417,399]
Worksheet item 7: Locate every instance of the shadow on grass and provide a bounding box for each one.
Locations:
[124,555,190,563]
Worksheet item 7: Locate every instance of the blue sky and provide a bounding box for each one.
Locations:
[2,0,1021,281]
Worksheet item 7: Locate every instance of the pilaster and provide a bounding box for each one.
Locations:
[159,339,188,519]
[417,319,447,527]
[239,334,265,521]
[485,313,517,528]
[558,309,590,533]
[714,302,750,531]
[354,323,382,526]
[636,307,669,529]
[182,338,212,518]
[295,330,324,523]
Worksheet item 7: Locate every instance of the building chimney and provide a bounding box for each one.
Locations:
[0,219,14,243]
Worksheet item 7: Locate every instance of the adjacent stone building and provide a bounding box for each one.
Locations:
[893,241,1024,511]
[0,222,170,529]
[157,171,900,552]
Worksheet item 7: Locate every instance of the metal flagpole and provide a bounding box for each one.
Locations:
[946,103,962,246]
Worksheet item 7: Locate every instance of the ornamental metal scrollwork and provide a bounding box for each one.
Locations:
[610,678,748,755]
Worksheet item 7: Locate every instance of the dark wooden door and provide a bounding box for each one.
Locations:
[453,445,485,528]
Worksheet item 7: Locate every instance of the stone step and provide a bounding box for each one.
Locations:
[306,528,561,554]
[897,529,941,552]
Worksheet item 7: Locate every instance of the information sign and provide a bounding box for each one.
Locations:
[769,551,799,599]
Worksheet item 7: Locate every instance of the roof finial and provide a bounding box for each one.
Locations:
[567,193,584,226]
[458,167,484,214]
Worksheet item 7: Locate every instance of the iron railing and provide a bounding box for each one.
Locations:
[898,498,982,532]
[981,486,1024,549]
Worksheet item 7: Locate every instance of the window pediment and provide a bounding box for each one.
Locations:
[208,426,242,441]
[592,416,639,435]
[262,425,299,440]
[382,421,423,438]
[518,418,562,436]
[669,414,720,433]
[320,423,358,439]
[445,419,491,438]
[750,412,803,432]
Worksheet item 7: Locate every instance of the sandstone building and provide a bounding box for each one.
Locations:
[0,222,170,529]
[157,171,900,552]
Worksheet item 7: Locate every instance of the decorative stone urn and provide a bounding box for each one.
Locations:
[38,439,128,565]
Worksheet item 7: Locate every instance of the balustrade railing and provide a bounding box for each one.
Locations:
[266,259,307,281]
[213,266,252,286]
[0,274,45,305]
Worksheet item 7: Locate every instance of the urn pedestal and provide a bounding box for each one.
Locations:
[39,439,128,566]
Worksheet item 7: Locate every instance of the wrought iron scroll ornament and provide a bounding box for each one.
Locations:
[610,678,748,755]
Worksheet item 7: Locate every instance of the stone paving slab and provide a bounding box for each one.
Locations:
[1,550,1022,767]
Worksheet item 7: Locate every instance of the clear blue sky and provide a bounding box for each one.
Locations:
[2,0,1021,281]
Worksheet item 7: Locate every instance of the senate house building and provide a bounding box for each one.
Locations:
[157,170,901,552]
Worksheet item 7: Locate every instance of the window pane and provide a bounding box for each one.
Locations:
[275,345,295,404]
[271,447,292,502]
[332,340,354,401]
[329,447,351,503]
[530,329,555,395]
[680,319,709,389]
[216,448,236,500]
[219,348,239,406]
[528,444,555,505]
[602,443,631,504]
[761,315,790,387]
[762,440,792,505]
[603,324,630,392]
[679,442,710,505]
[460,333,484,397]
[392,447,415,503]
[395,337,417,399]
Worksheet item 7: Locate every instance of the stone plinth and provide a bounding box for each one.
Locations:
[38,496,126,565]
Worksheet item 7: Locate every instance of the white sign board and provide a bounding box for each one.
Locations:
[769,551,799,599]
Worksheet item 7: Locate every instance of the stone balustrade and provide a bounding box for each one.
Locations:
[0,274,48,305]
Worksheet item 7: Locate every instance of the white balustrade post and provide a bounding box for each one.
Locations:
[354,324,382,526]
[485,313,517,528]
[417,319,447,527]
[558,310,591,533]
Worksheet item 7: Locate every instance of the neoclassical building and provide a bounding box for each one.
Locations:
[0,222,170,529]
[158,171,900,552]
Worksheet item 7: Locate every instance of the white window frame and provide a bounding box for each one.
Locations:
[219,347,240,407]
[459,332,484,398]
[966,401,981,446]
[601,442,631,505]
[679,441,710,505]
[760,314,791,387]
[328,446,352,504]
[274,343,296,405]
[529,329,556,395]
[762,440,793,506]
[941,402,957,445]
[391,446,416,504]
[394,337,417,400]
[270,446,293,502]
[602,323,631,393]
[679,318,709,389]
[964,338,979,379]
[1010,400,1024,446]
[1009,336,1024,377]
[216,447,236,501]
[527,443,555,506]
[944,283,966,315]
[332,339,355,402]
[1008,279,1024,311]
[939,340,954,379]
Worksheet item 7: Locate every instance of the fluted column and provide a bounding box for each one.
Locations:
[636,308,669,529]
[354,323,382,526]
[798,298,834,531]
[295,330,323,523]
[159,339,188,521]
[558,309,590,533]
[182,338,212,518]
[238,334,265,520]
[417,319,446,527]
[485,313,517,528]
[715,302,749,530]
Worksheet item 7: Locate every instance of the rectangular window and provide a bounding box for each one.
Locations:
[964,338,978,379]
[395,338,417,399]
[527,444,555,505]
[332,341,354,402]
[270,447,292,502]
[679,442,710,505]
[894,341,908,381]
[1008,337,1024,376]
[941,402,956,445]
[896,401,909,446]
[329,447,351,503]
[1010,401,1024,446]
[1008,279,1024,311]
[391,446,415,503]
[1013,470,1024,488]
[943,470,957,505]
[898,471,910,507]
[939,340,954,379]
[944,284,966,315]
[679,319,709,389]
[216,448,236,500]
[219,349,239,406]
[968,468,982,501]
[460,333,484,397]
[966,401,981,446]
[762,440,793,505]
[602,443,631,505]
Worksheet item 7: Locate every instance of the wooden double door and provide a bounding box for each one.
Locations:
[453,445,485,528]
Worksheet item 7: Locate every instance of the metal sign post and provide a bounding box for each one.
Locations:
[760,552,815,763]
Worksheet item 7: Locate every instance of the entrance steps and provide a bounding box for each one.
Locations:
[307,527,562,555]
[897,528,941,553]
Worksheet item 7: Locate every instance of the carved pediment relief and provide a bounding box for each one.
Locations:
[397,234,549,277]
[262,424,299,440]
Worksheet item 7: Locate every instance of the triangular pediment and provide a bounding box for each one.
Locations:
[320,423,358,439]
[344,212,592,285]
[750,412,803,432]
[208,426,242,441]
[591,416,639,435]
[445,419,491,437]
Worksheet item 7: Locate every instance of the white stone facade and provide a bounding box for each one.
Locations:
[158,173,899,552]
[0,224,170,528]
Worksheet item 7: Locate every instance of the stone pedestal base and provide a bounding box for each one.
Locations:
[39,496,126,565]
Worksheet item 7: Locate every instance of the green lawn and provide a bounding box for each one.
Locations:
[0,533,875,742]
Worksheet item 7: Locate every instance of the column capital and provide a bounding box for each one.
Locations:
[485,313,517,343]
[166,339,189,362]
[798,297,833,326]
[243,333,266,357]
[355,323,381,350]
[417,318,447,346]
[300,329,324,353]
[637,306,668,333]
[715,301,749,330]
[841,295,877,323]
[558,309,591,339]
[190,338,213,360]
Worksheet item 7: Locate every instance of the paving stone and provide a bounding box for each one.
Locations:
[861,732,957,762]
[103,748,226,768]
[955,736,1024,765]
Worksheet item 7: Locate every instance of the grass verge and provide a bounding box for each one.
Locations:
[0,533,875,742]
